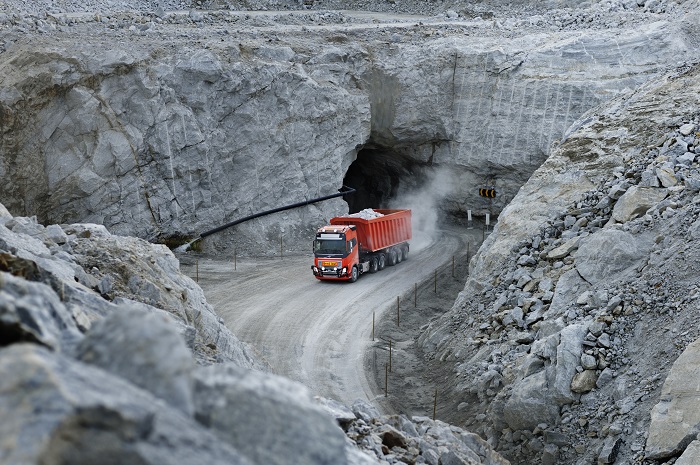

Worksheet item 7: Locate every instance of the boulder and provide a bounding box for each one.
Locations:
[0,270,81,349]
[676,439,700,465]
[503,370,561,431]
[0,344,251,465]
[646,337,700,460]
[76,306,196,416]
[551,324,588,403]
[546,269,590,319]
[546,236,581,260]
[574,229,652,285]
[571,370,598,393]
[193,364,348,465]
[610,186,668,223]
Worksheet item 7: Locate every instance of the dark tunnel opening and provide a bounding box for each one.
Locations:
[342,148,429,213]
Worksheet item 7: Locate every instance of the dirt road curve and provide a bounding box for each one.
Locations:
[190,227,477,410]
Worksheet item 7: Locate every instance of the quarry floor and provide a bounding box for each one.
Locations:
[180,223,486,413]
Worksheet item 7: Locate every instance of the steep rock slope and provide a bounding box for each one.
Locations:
[1,6,697,251]
[418,63,700,464]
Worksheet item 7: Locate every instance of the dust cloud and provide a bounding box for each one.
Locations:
[389,167,459,253]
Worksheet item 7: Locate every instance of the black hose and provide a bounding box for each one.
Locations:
[198,186,356,239]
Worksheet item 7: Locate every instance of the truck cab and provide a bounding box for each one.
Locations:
[311,225,360,282]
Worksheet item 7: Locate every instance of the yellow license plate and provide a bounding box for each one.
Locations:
[322,261,337,267]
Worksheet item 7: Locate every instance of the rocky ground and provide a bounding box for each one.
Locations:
[2,0,700,464]
[0,203,509,465]
[416,63,700,465]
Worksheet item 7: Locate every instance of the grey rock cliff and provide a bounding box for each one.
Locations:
[0,9,697,252]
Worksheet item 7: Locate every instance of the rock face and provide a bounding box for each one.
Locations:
[0,5,698,252]
[416,62,700,464]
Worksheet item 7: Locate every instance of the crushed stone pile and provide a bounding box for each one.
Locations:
[345,208,385,220]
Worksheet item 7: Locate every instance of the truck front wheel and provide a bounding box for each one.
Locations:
[350,265,359,283]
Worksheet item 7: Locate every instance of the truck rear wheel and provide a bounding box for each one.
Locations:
[349,265,358,282]
[387,250,397,266]
[378,254,386,270]
[401,246,409,261]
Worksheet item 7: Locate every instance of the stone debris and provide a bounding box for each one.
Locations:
[417,69,700,465]
[324,401,509,465]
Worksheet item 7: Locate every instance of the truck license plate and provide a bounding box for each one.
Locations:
[322,261,337,267]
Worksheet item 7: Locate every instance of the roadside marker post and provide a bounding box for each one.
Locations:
[385,364,388,397]
[389,339,393,372]
[433,388,438,420]
[467,209,473,229]
[196,258,199,283]
[397,296,400,327]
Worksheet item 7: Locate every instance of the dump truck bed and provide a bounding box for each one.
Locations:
[329,209,411,252]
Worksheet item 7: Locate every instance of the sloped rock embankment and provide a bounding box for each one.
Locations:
[419,63,700,464]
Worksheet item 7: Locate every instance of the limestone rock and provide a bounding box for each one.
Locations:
[547,269,590,318]
[646,337,700,460]
[193,364,348,465]
[76,306,196,416]
[571,370,598,393]
[679,123,696,136]
[503,371,560,431]
[598,437,622,464]
[0,271,81,349]
[676,439,700,465]
[611,186,668,223]
[0,344,252,465]
[574,229,652,285]
[546,236,581,260]
[655,166,678,187]
[316,397,357,430]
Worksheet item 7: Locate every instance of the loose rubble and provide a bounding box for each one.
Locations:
[416,64,700,465]
[320,399,510,465]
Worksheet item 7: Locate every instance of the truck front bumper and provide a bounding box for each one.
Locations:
[311,265,350,280]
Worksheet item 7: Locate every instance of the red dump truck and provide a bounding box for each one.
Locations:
[311,209,412,282]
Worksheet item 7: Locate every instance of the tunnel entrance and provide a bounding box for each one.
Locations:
[342,148,429,213]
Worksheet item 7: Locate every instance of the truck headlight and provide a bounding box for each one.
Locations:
[342,267,347,274]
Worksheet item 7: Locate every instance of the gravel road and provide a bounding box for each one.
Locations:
[184,225,482,409]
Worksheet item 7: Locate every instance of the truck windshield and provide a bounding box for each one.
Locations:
[315,239,347,256]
